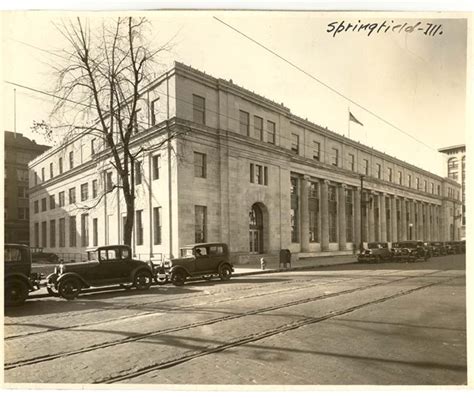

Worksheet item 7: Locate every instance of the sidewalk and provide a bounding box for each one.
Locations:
[232,254,358,276]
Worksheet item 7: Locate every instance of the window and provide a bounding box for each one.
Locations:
[49,195,55,210]
[41,197,47,212]
[59,218,65,247]
[364,159,369,175]
[153,207,162,245]
[34,171,38,185]
[106,172,113,191]
[91,138,96,154]
[59,158,63,174]
[398,171,403,185]
[408,175,412,188]
[328,186,338,242]
[254,116,263,140]
[50,162,54,179]
[448,172,458,180]
[133,108,142,134]
[81,183,88,201]
[69,151,74,169]
[69,187,76,204]
[290,177,299,243]
[42,221,47,248]
[448,157,458,170]
[331,148,339,167]
[136,210,143,246]
[151,97,160,125]
[376,163,381,179]
[152,155,161,180]
[93,218,98,246]
[416,177,420,190]
[34,222,39,247]
[349,154,355,171]
[309,182,319,243]
[41,167,45,181]
[431,182,434,194]
[239,110,249,135]
[34,200,39,214]
[59,191,65,207]
[250,163,268,185]
[81,214,89,247]
[18,186,28,198]
[18,207,28,220]
[267,120,276,144]
[313,142,321,161]
[195,205,207,243]
[291,134,299,154]
[50,220,56,248]
[135,161,142,185]
[92,180,98,198]
[424,180,427,192]
[346,189,354,242]
[388,167,393,182]
[194,152,206,178]
[193,95,206,125]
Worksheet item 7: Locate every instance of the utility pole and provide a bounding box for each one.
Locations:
[359,174,364,253]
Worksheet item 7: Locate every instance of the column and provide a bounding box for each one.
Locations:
[391,195,398,242]
[409,200,415,240]
[354,187,361,251]
[338,184,347,251]
[368,191,375,242]
[300,175,310,252]
[400,197,407,240]
[321,179,329,251]
[418,202,424,240]
[424,203,430,241]
[380,193,387,242]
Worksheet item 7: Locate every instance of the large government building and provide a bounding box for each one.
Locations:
[29,62,462,263]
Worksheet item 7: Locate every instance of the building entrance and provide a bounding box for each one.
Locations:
[249,203,264,254]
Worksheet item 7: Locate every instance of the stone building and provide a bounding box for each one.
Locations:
[4,131,50,244]
[28,62,462,263]
[438,144,466,240]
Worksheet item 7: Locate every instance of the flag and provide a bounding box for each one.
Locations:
[349,111,363,126]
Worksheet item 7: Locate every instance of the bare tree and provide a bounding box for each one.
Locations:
[38,17,177,247]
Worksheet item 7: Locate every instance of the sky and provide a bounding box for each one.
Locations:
[1,10,469,177]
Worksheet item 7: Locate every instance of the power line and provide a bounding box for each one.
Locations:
[213,16,440,153]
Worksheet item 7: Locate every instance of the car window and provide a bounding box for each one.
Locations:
[99,250,107,261]
[107,249,117,260]
[209,246,224,255]
[121,248,130,259]
[181,248,194,258]
[88,251,99,261]
[5,247,23,262]
[195,247,208,256]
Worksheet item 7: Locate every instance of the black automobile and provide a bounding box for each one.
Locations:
[168,243,234,286]
[46,245,154,300]
[31,247,60,263]
[430,241,447,256]
[448,241,464,254]
[444,242,456,255]
[4,244,42,306]
[392,241,430,262]
[358,242,393,263]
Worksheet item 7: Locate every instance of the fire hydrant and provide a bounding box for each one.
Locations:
[260,257,266,270]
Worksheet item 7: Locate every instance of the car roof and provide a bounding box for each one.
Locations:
[180,242,228,249]
[5,243,29,249]
[87,245,131,252]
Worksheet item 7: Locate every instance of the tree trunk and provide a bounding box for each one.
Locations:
[122,154,135,247]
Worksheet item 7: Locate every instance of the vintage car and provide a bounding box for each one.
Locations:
[46,245,153,300]
[430,241,447,256]
[444,241,456,255]
[168,243,234,286]
[31,247,60,264]
[357,242,393,263]
[391,241,430,262]
[4,244,42,306]
[447,241,464,254]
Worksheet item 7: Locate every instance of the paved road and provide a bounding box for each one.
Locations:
[4,254,466,385]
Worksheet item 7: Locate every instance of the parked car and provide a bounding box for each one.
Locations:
[168,243,234,286]
[447,241,464,254]
[4,244,42,306]
[392,241,430,262]
[444,241,456,255]
[46,245,153,300]
[430,241,447,256]
[31,247,60,264]
[358,242,393,263]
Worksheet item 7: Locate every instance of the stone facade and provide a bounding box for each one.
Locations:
[29,62,462,263]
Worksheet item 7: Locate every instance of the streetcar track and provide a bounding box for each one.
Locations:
[101,274,462,384]
[4,269,450,370]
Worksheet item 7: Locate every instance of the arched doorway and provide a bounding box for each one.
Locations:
[249,203,264,254]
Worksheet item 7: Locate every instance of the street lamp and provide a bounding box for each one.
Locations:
[409,223,413,240]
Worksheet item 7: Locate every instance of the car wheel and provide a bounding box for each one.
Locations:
[219,264,232,281]
[5,279,29,306]
[171,270,187,286]
[134,270,152,290]
[58,278,82,300]
[47,286,59,297]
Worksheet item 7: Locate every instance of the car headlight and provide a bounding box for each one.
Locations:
[59,264,64,274]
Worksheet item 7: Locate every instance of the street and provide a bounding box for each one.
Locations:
[4,254,466,386]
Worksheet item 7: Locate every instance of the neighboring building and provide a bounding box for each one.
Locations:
[438,144,466,240]
[4,131,50,244]
[29,62,462,263]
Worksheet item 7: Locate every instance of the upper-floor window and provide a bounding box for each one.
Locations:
[69,187,76,204]
[331,148,339,167]
[291,134,299,154]
[398,171,403,185]
[194,152,206,178]
[437,185,441,196]
[249,163,268,186]
[431,182,434,194]
[388,167,393,182]
[152,154,161,180]
[91,138,96,155]
[69,151,74,169]
[192,94,206,125]
[59,191,65,207]
[254,116,263,141]
[239,110,249,136]
[49,195,55,210]
[376,163,381,179]
[34,200,39,214]
[313,141,321,161]
[348,154,355,171]
[81,183,89,201]
[364,159,369,175]
[448,157,458,170]
[92,180,98,198]
[267,120,276,144]
[424,180,427,192]
[407,175,412,188]
[135,161,142,185]
[50,163,54,179]
[41,197,47,212]
[59,158,63,174]
[416,177,420,190]
[106,172,113,191]
[151,97,160,125]
[41,167,45,181]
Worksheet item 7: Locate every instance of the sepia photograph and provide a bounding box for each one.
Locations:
[1,5,470,389]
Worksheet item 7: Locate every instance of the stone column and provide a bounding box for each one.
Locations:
[409,200,415,240]
[321,179,329,251]
[354,187,361,251]
[417,202,424,240]
[368,191,375,242]
[300,175,310,252]
[424,203,430,241]
[338,184,347,251]
[400,197,407,240]
[391,195,398,242]
[380,193,387,242]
